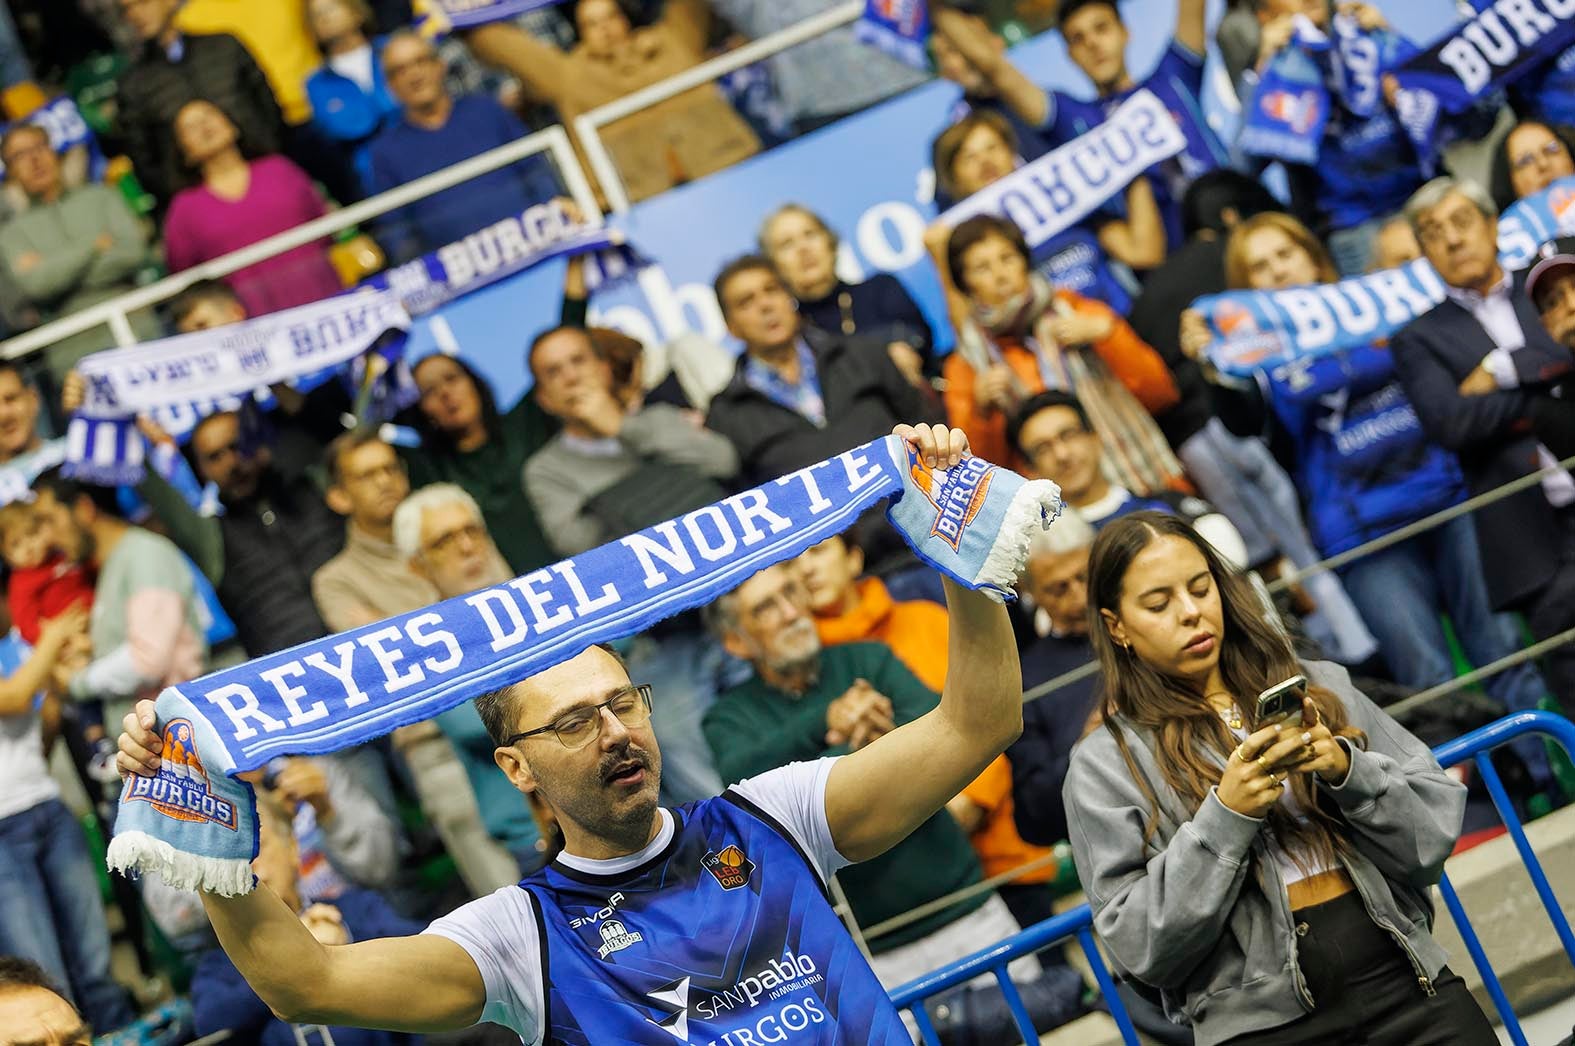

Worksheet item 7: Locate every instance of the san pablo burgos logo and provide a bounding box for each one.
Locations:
[121,718,238,831]
[569,892,644,959]
[645,952,827,1042]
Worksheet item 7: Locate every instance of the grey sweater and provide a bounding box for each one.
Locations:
[1064,660,1466,1046]
[524,403,739,556]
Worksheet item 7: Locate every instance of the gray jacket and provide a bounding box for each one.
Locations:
[1063,660,1466,1046]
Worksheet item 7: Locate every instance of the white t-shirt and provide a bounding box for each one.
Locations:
[0,632,58,821]
[423,758,845,1042]
[327,44,378,94]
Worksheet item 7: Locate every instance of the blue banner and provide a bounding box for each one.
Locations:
[0,97,107,183]
[413,0,557,33]
[855,0,930,71]
[1195,173,1575,375]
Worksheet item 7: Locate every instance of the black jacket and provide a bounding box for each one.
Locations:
[1007,631,1102,848]
[216,472,343,657]
[706,326,943,489]
[1126,237,1226,450]
[116,32,285,206]
[1392,268,1575,610]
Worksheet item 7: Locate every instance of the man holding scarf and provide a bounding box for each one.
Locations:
[113,422,1045,1044]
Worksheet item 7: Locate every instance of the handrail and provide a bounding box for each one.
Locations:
[889,711,1575,1045]
[573,0,865,212]
[0,124,600,359]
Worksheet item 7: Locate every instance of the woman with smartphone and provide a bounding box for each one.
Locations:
[1063,510,1496,1045]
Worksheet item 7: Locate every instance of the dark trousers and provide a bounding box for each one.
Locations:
[1519,513,1575,714]
[1219,893,1496,1046]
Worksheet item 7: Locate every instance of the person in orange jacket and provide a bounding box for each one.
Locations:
[795,527,1063,929]
[938,215,1183,495]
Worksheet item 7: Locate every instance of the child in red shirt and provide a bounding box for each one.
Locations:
[0,501,95,644]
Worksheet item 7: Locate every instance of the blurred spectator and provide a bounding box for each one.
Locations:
[313,429,439,633]
[0,956,107,1044]
[940,214,1180,482]
[1371,214,1422,271]
[174,0,364,205]
[796,529,1066,930]
[465,0,760,202]
[0,500,95,646]
[395,483,547,872]
[114,0,286,207]
[0,606,134,1034]
[31,469,206,718]
[929,5,1054,162]
[526,324,737,556]
[1248,0,1424,273]
[1528,242,1575,461]
[759,203,935,385]
[191,803,422,1046]
[1007,509,1102,849]
[304,0,402,189]
[1395,177,1575,707]
[0,362,53,469]
[703,564,1044,994]
[364,30,560,260]
[1045,0,1222,248]
[929,110,1162,312]
[707,0,926,136]
[142,409,341,657]
[1490,119,1575,210]
[1200,211,1561,795]
[0,3,29,90]
[0,124,159,381]
[162,99,343,315]
[405,352,555,573]
[1009,390,1249,569]
[164,280,355,485]
[706,255,941,488]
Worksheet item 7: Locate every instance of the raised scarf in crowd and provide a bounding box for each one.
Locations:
[962,273,1182,495]
[1390,1,1575,173]
[855,0,930,71]
[0,96,107,183]
[107,436,1062,893]
[1240,13,1414,167]
[412,0,556,33]
[938,89,1186,251]
[1192,173,1575,377]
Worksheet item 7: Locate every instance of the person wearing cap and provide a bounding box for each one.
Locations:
[1393,176,1575,713]
[1525,243,1575,461]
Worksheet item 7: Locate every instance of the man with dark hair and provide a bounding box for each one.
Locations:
[0,956,97,1044]
[313,430,438,634]
[168,277,248,333]
[706,256,941,487]
[0,360,51,470]
[114,0,285,206]
[31,467,207,712]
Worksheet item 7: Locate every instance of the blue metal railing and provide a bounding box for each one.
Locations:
[889,710,1575,1045]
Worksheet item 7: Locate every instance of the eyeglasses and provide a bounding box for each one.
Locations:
[1023,428,1090,460]
[423,521,485,558]
[1415,204,1484,247]
[503,683,653,750]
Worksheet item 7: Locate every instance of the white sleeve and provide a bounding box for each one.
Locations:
[730,757,849,882]
[1193,512,1250,573]
[423,886,545,1043]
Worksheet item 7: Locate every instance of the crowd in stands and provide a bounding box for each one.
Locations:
[4,0,1575,1040]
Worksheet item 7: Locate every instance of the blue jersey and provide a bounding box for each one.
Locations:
[1032,226,1132,315]
[427,762,912,1045]
[1045,43,1229,248]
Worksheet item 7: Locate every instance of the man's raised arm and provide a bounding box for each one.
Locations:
[822,427,1023,862]
[117,702,488,1033]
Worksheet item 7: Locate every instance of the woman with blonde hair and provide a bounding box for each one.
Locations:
[1183,212,1559,797]
[1064,510,1497,1045]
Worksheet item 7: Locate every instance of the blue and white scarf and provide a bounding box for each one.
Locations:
[412,0,557,34]
[743,341,826,427]
[1241,13,1414,167]
[1194,173,1575,376]
[1391,1,1575,173]
[106,436,1062,893]
[939,89,1186,250]
[855,0,930,71]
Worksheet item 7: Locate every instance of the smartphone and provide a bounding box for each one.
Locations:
[1256,675,1307,728]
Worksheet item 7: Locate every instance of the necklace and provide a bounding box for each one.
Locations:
[1206,692,1242,730]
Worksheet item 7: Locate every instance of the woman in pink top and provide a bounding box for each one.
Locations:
[163,99,344,316]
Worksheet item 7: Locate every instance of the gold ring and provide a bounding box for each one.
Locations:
[1273,773,1284,786]
[1257,756,1271,773]
[1234,744,1248,762]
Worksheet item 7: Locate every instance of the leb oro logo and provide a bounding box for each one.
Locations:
[703,844,756,890]
[909,449,993,553]
[122,718,239,831]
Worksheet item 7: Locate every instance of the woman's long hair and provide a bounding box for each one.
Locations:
[410,354,504,455]
[1222,212,1339,291]
[1086,512,1364,866]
